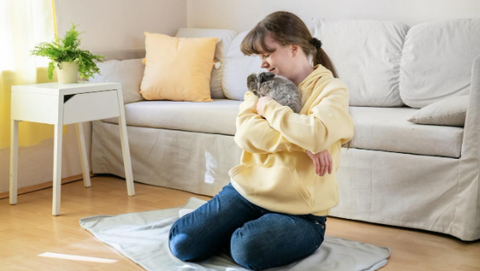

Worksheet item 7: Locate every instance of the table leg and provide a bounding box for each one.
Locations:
[9,120,18,205]
[52,124,63,216]
[118,115,135,196]
[76,122,91,187]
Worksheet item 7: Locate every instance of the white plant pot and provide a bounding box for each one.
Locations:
[55,62,79,84]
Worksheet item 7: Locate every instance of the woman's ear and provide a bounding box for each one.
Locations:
[290,44,298,57]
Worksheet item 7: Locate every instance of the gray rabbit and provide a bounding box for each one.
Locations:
[247,72,302,113]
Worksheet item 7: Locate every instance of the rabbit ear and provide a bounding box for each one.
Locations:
[259,72,275,84]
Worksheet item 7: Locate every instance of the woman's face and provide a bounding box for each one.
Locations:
[257,34,297,80]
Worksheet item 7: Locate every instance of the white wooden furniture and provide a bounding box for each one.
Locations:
[10,82,135,215]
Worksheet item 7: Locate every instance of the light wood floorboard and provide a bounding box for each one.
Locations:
[0,176,479,271]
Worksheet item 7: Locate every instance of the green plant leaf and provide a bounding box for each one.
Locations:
[48,62,55,80]
[30,22,105,81]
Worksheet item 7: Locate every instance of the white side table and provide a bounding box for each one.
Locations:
[10,82,135,215]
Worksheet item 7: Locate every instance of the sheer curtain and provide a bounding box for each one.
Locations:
[0,0,66,150]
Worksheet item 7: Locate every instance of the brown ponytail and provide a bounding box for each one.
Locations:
[313,44,339,79]
[241,11,352,150]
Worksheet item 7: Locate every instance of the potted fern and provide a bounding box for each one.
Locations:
[30,23,105,83]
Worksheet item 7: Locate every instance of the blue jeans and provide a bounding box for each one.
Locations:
[168,182,327,270]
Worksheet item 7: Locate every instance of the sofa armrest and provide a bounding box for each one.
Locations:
[461,54,480,159]
[456,54,480,241]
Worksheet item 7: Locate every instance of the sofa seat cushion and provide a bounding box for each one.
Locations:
[349,107,463,158]
[103,99,241,135]
[104,102,463,158]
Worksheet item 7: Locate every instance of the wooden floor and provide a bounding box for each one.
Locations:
[0,176,479,271]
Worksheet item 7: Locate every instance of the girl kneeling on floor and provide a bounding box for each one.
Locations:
[168,10,354,271]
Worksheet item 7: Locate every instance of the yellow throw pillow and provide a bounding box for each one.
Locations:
[140,32,218,102]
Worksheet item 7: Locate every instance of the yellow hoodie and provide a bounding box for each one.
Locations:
[228,64,354,216]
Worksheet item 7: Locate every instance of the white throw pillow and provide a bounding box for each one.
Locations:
[399,19,480,108]
[223,30,263,100]
[89,58,145,104]
[176,28,237,99]
[407,95,468,127]
[313,18,409,107]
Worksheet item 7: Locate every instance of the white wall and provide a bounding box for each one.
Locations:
[186,0,480,32]
[55,0,187,50]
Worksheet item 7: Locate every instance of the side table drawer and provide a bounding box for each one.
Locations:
[63,90,120,124]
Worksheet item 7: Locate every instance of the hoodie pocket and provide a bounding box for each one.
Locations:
[229,164,313,212]
[290,167,314,207]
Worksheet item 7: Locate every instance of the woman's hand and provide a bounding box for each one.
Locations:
[256,96,274,117]
[306,150,332,176]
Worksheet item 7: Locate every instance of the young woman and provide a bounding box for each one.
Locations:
[168,11,354,271]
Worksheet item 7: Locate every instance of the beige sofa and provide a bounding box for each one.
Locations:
[89,18,480,241]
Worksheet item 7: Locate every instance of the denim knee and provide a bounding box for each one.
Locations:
[230,228,265,271]
[168,222,197,261]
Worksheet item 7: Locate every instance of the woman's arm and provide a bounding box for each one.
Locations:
[262,82,354,154]
[234,91,305,154]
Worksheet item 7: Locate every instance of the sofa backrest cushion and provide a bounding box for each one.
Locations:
[176,28,237,99]
[90,48,146,61]
[313,18,409,107]
[89,58,145,104]
[223,31,263,100]
[399,19,480,108]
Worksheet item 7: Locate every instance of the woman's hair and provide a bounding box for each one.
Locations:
[240,11,338,78]
[240,11,353,150]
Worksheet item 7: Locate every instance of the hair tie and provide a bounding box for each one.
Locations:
[311,37,322,49]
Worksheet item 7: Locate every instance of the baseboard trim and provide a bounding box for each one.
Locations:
[0,173,91,200]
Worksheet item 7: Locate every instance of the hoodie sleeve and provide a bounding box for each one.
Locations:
[234,91,305,154]
[262,79,354,154]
